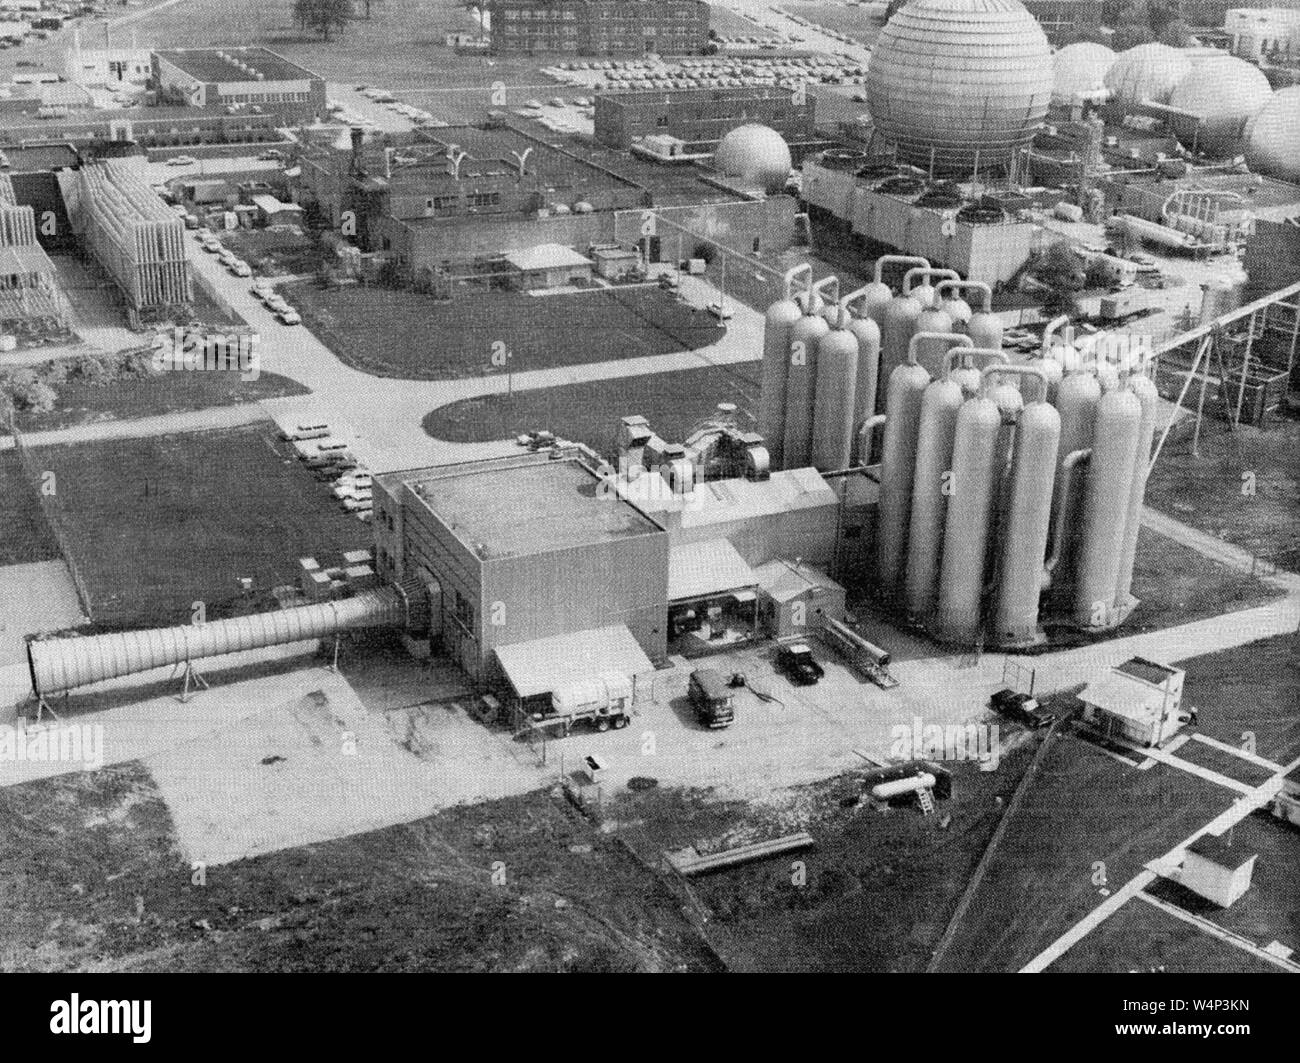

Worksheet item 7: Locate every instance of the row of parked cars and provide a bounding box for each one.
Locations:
[249,279,301,326]
[281,421,372,520]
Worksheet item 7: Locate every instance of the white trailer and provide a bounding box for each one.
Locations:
[532,671,634,736]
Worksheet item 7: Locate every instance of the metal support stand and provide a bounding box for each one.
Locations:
[177,660,209,703]
[328,633,343,672]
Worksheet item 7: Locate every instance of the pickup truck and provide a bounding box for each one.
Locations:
[989,688,1056,729]
[776,643,824,686]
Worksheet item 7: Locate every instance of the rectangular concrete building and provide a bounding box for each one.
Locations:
[489,0,708,57]
[152,47,326,120]
[594,86,815,153]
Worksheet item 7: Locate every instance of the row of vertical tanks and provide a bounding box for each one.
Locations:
[757,258,1158,648]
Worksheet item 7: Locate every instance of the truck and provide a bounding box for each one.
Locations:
[688,668,735,729]
[535,671,634,735]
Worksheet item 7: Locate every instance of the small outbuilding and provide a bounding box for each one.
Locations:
[753,558,846,639]
[504,243,592,290]
[250,193,303,227]
[1180,834,1257,908]
[1079,656,1189,747]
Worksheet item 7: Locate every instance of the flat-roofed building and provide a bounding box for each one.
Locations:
[595,86,816,155]
[489,0,707,56]
[151,47,326,120]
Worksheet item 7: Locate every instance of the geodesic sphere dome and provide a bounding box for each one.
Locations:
[713,123,793,193]
[1168,55,1273,156]
[1245,86,1300,181]
[866,0,1053,173]
[1103,43,1191,105]
[1052,42,1116,104]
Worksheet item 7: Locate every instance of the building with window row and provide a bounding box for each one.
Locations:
[488,0,708,56]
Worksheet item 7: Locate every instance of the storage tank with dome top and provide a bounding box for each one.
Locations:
[712,123,793,194]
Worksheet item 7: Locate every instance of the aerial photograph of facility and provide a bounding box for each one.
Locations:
[0,0,1294,1023]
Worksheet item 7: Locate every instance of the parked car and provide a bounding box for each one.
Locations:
[341,493,373,513]
[257,149,284,161]
[250,280,272,301]
[265,295,289,313]
[775,643,824,685]
[707,302,734,321]
[201,238,221,254]
[276,309,301,326]
[166,155,196,166]
[989,688,1056,729]
[227,260,251,278]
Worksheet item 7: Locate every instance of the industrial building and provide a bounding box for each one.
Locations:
[1079,658,1189,747]
[57,158,192,316]
[487,0,708,57]
[151,47,326,120]
[594,86,815,155]
[0,171,73,337]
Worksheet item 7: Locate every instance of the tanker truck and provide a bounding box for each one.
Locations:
[530,671,634,736]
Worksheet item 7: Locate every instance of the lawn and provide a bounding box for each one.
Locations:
[286,281,726,381]
[424,361,761,458]
[32,424,370,629]
[1145,413,1300,572]
[216,229,323,278]
[12,370,309,433]
[0,449,60,567]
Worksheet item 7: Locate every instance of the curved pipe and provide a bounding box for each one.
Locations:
[872,254,929,284]
[943,345,1008,375]
[782,263,813,301]
[811,274,840,306]
[857,412,887,466]
[903,266,960,296]
[936,279,993,313]
[907,330,966,367]
[1045,448,1092,579]
[1041,314,1071,354]
[981,362,1051,405]
[27,588,407,698]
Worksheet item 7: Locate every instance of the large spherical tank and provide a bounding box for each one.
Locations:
[1052,42,1116,104]
[880,292,924,408]
[1114,374,1158,612]
[782,314,830,468]
[992,400,1061,646]
[1073,388,1142,628]
[713,123,793,194]
[1168,56,1273,156]
[1245,86,1300,182]
[878,362,932,591]
[935,395,1003,644]
[1104,43,1191,106]
[811,327,860,471]
[847,313,883,458]
[904,378,965,622]
[866,0,1053,172]
[912,308,957,377]
[758,298,804,468]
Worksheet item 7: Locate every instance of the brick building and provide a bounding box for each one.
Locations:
[151,47,326,121]
[594,86,815,153]
[488,0,708,56]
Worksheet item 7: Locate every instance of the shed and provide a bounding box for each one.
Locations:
[1181,834,1257,908]
[590,244,639,279]
[753,558,846,639]
[504,243,592,290]
[1079,656,1187,747]
[667,538,758,645]
[492,624,653,713]
[250,193,303,227]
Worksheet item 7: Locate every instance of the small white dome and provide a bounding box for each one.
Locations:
[713,124,792,193]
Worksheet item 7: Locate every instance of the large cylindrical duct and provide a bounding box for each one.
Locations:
[933,370,1006,644]
[991,368,1060,647]
[27,588,407,698]
[782,309,831,469]
[1073,387,1143,628]
[877,336,932,592]
[757,264,812,468]
[1114,372,1158,613]
[812,310,860,471]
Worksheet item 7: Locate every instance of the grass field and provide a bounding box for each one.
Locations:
[424,361,761,457]
[216,229,322,278]
[286,281,725,381]
[32,424,369,629]
[0,768,721,973]
[0,450,60,567]
[1145,414,1300,571]
[12,370,309,433]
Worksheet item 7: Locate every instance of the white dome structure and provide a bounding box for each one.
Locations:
[1052,42,1116,104]
[866,0,1053,173]
[1245,86,1300,181]
[1104,43,1191,105]
[713,123,793,193]
[1168,55,1273,155]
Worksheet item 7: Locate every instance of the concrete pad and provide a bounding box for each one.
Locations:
[0,560,85,669]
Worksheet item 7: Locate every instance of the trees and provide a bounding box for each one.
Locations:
[293,0,351,42]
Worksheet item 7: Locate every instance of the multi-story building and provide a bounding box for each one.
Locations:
[151,47,326,121]
[594,86,815,153]
[489,0,708,56]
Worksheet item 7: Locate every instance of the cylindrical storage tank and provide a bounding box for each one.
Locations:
[1052,42,1116,104]
[880,288,925,411]
[1050,369,1101,552]
[1025,356,1063,403]
[860,254,930,327]
[1073,388,1143,628]
[992,398,1060,646]
[877,361,932,591]
[967,307,1003,352]
[904,377,964,622]
[846,311,882,457]
[912,305,957,377]
[758,296,804,468]
[811,324,860,471]
[782,313,830,468]
[1094,360,1120,393]
[941,291,973,331]
[866,0,1054,172]
[1113,373,1158,612]
[872,773,937,801]
[1168,55,1272,156]
[1104,43,1191,106]
[1245,86,1300,183]
[934,395,1002,643]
